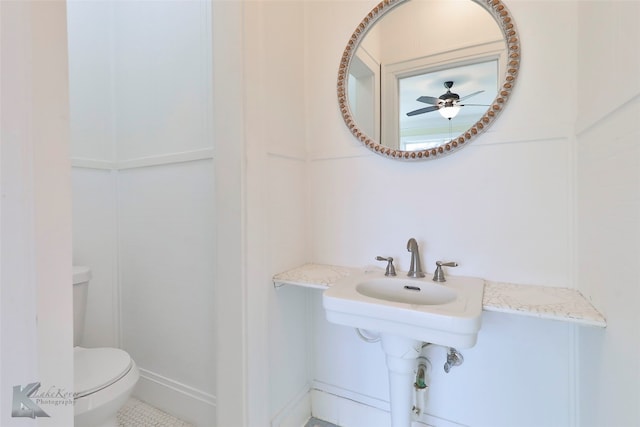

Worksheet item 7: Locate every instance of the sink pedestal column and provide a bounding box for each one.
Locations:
[380,334,422,427]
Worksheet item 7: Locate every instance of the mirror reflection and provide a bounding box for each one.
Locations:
[399,62,498,151]
[340,0,520,160]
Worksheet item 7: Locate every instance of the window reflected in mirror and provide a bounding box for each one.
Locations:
[398,59,498,151]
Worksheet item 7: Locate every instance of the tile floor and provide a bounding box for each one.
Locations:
[304,417,340,427]
[117,398,193,427]
[118,399,338,427]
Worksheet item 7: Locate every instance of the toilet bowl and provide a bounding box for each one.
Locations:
[74,347,139,427]
[73,267,139,427]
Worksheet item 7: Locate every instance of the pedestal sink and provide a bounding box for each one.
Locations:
[322,271,484,427]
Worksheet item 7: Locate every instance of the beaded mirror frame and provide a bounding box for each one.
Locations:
[337,0,521,161]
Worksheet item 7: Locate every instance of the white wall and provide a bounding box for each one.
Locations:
[1,1,73,425]
[301,0,580,426]
[68,1,216,425]
[241,2,312,425]
[375,0,501,64]
[210,1,249,425]
[575,2,640,426]
[71,167,118,348]
[68,0,118,349]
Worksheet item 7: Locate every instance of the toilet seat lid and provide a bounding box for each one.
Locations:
[74,347,132,398]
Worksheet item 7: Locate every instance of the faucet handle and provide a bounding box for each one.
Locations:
[375,256,397,276]
[433,261,458,282]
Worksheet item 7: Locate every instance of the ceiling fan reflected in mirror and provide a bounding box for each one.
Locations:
[407,81,488,120]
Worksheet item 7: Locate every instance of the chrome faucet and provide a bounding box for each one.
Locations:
[406,238,425,278]
[432,261,458,282]
[376,256,397,276]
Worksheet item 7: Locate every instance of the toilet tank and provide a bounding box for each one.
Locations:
[73,266,92,346]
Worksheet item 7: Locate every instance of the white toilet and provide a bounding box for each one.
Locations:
[73,266,140,427]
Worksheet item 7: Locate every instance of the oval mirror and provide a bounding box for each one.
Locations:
[338,0,520,160]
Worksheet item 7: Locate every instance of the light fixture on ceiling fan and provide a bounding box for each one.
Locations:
[407,81,487,120]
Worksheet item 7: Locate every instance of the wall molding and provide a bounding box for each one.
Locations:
[117,148,214,170]
[267,151,307,163]
[312,380,389,412]
[270,384,312,427]
[310,383,467,427]
[576,92,639,137]
[71,148,214,171]
[135,367,216,427]
[470,125,572,146]
[309,124,574,162]
[71,157,117,170]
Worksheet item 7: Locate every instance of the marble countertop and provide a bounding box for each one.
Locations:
[273,263,606,327]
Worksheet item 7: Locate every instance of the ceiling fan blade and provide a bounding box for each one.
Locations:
[416,95,440,105]
[458,103,490,107]
[406,106,439,116]
[458,90,485,101]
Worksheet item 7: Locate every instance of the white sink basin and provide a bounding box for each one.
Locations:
[323,271,484,348]
[357,278,457,305]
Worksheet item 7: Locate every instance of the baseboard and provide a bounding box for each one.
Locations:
[310,384,466,427]
[271,385,312,427]
[134,367,216,427]
[310,388,391,427]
